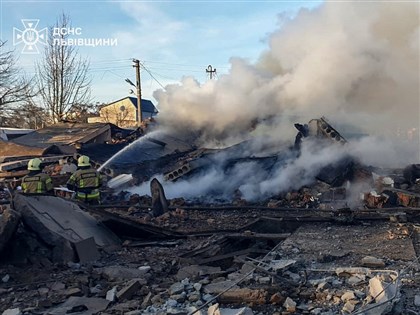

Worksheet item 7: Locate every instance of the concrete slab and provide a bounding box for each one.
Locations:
[74,237,101,263]
[14,194,120,247]
[13,194,120,261]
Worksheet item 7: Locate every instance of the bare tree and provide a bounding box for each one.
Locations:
[0,41,33,110]
[36,14,91,123]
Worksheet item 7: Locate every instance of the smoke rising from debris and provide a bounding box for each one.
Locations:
[155,2,419,145]
[126,2,419,202]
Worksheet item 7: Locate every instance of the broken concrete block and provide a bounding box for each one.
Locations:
[1,309,21,315]
[138,265,151,273]
[188,292,201,302]
[38,287,49,295]
[141,291,152,308]
[361,256,385,268]
[106,286,117,302]
[47,296,110,315]
[365,276,398,315]
[269,259,296,271]
[342,301,355,313]
[169,282,185,295]
[176,265,222,281]
[283,297,297,312]
[13,194,119,262]
[414,295,420,306]
[203,281,238,294]
[208,303,220,315]
[100,266,149,281]
[2,274,10,283]
[50,282,66,291]
[193,283,202,291]
[151,178,169,217]
[74,237,100,263]
[116,279,141,301]
[171,293,186,303]
[257,276,271,284]
[0,209,20,254]
[341,291,356,302]
[65,287,83,297]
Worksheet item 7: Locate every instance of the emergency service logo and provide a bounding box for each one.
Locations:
[13,19,48,54]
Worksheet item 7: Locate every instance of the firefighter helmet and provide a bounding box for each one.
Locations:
[77,155,91,167]
[28,158,42,171]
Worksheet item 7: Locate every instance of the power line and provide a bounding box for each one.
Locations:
[141,64,166,89]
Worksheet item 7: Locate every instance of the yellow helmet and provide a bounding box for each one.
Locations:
[28,158,42,171]
[78,155,90,167]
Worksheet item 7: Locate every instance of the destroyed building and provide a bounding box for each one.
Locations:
[1,116,419,315]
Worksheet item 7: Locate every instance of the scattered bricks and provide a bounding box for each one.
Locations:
[283,297,297,312]
[116,279,141,301]
[361,256,385,268]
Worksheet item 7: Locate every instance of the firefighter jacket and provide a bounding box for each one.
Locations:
[67,168,103,201]
[22,172,53,194]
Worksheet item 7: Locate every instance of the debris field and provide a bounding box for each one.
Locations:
[0,118,420,315]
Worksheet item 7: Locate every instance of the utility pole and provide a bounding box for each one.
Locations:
[133,59,142,126]
[206,65,217,80]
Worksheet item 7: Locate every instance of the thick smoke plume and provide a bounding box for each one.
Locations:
[154,2,419,146]
[124,2,419,202]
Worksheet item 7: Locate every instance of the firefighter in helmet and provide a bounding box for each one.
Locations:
[21,158,53,194]
[66,155,104,204]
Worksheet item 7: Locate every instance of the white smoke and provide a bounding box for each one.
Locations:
[126,2,419,202]
[154,2,419,147]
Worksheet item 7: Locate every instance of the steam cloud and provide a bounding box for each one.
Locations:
[125,2,419,202]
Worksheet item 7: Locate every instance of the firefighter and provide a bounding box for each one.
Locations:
[66,155,103,204]
[21,158,53,194]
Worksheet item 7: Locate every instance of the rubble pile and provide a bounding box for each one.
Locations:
[1,117,420,314]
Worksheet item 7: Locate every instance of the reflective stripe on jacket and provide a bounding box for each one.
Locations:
[22,173,53,194]
[67,168,102,200]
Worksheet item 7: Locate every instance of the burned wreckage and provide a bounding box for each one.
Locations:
[1,118,420,315]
